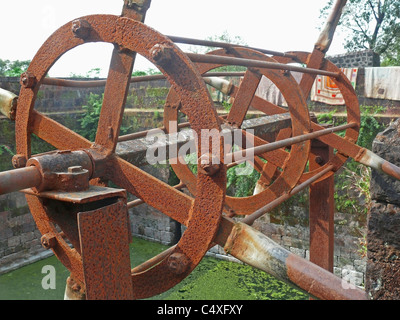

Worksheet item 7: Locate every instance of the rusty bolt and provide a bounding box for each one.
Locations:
[41,233,57,250]
[168,252,190,275]
[150,44,173,66]
[12,154,27,168]
[20,72,36,88]
[315,156,324,165]
[71,19,91,39]
[198,153,221,176]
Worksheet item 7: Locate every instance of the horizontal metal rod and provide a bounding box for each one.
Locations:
[41,72,245,88]
[0,166,42,195]
[118,115,228,143]
[168,35,298,59]
[242,165,335,225]
[187,53,340,78]
[227,122,356,164]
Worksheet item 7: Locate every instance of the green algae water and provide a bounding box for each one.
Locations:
[0,237,307,300]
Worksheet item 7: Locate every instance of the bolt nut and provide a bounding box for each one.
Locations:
[20,72,37,88]
[168,252,190,275]
[150,44,173,66]
[41,233,57,250]
[71,19,91,39]
[314,156,324,165]
[12,154,27,168]
[198,153,221,176]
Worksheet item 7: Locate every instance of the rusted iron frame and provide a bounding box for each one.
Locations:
[168,35,298,59]
[41,72,245,88]
[186,53,340,78]
[0,120,351,195]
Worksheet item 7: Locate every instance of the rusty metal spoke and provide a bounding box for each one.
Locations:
[226,69,262,127]
[31,110,92,150]
[109,156,192,225]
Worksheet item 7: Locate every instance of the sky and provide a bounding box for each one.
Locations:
[1,0,348,77]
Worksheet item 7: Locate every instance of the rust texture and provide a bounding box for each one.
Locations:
[78,199,133,300]
[1,0,400,300]
[309,138,335,272]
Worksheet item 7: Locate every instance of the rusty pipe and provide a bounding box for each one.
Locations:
[131,214,368,300]
[357,148,400,181]
[0,88,18,120]
[168,35,298,59]
[187,53,340,78]
[0,166,42,195]
[221,220,368,300]
[316,0,348,52]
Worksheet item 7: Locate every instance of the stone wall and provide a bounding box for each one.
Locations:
[0,192,53,274]
[366,119,400,299]
[327,49,381,68]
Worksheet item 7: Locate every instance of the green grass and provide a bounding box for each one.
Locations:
[0,237,307,300]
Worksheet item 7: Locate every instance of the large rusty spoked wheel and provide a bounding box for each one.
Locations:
[164,47,311,216]
[15,14,225,299]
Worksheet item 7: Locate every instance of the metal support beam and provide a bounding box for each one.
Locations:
[309,136,335,272]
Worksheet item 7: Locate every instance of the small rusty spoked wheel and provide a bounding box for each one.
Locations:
[164,47,311,216]
[16,15,225,299]
[269,51,361,184]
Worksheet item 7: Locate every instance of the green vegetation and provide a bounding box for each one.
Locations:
[0,59,30,77]
[318,106,385,215]
[0,237,307,300]
[78,93,136,141]
[320,0,400,66]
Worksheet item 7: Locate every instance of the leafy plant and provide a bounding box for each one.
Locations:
[318,106,385,214]
[78,93,133,141]
[0,59,30,77]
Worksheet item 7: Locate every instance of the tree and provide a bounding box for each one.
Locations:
[0,59,30,77]
[320,0,400,65]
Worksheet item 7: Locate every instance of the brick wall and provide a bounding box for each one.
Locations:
[327,49,381,68]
